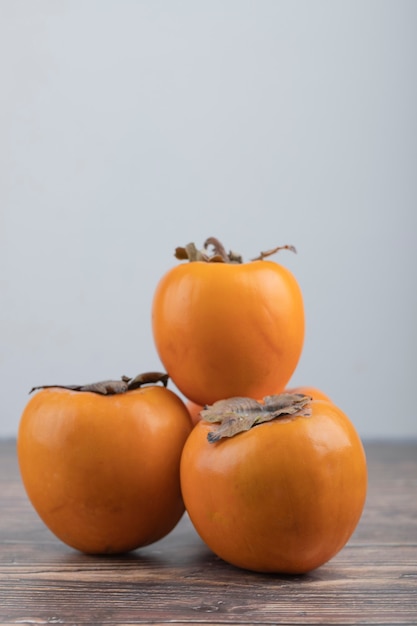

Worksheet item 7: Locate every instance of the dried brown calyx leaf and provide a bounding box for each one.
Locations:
[174,238,242,264]
[29,371,169,396]
[174,237,296,264]
[201,393,312,443]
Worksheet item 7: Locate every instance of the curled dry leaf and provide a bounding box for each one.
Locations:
[201,393,312,443]
[29,372,169,396]
[127,371,169,390]
[175,239,238,263]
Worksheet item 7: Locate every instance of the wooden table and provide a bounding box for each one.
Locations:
[1,439,416,625]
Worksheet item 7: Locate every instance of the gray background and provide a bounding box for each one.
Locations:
[1,1,416,439]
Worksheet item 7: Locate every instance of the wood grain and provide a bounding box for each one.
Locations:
[0,440,416,625]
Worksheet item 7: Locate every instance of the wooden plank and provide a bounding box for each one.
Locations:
[0,440,416,625]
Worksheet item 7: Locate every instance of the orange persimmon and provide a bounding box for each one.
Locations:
[152,238,305,406]
[186,399,204,425]
[17,373,192,554]
[180,397,367,574]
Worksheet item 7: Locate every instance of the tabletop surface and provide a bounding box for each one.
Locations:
[1,439,416,625]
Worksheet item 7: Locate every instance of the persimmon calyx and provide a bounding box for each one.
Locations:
[202,393,312,443]
[29,371,169,396]
[174,237,296,264]
[174,238,242,264]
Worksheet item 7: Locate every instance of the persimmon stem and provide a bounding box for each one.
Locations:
[204,237,229,262]
[251,245,297,261]
[175,238,241,263]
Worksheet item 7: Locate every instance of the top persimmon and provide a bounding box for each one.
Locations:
[152,238,305,406]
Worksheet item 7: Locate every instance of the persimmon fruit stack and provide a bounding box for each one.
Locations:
[17,235,367,574]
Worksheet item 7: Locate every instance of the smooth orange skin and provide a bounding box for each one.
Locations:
[180,399,367,574]
[18,386,192,554]
[152,260,305,406]
[285,385,332,403]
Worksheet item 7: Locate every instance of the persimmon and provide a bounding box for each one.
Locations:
[186,399,204,426]
[180,395,367,574]
[152,238,305,406]
[17,372,192,554]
